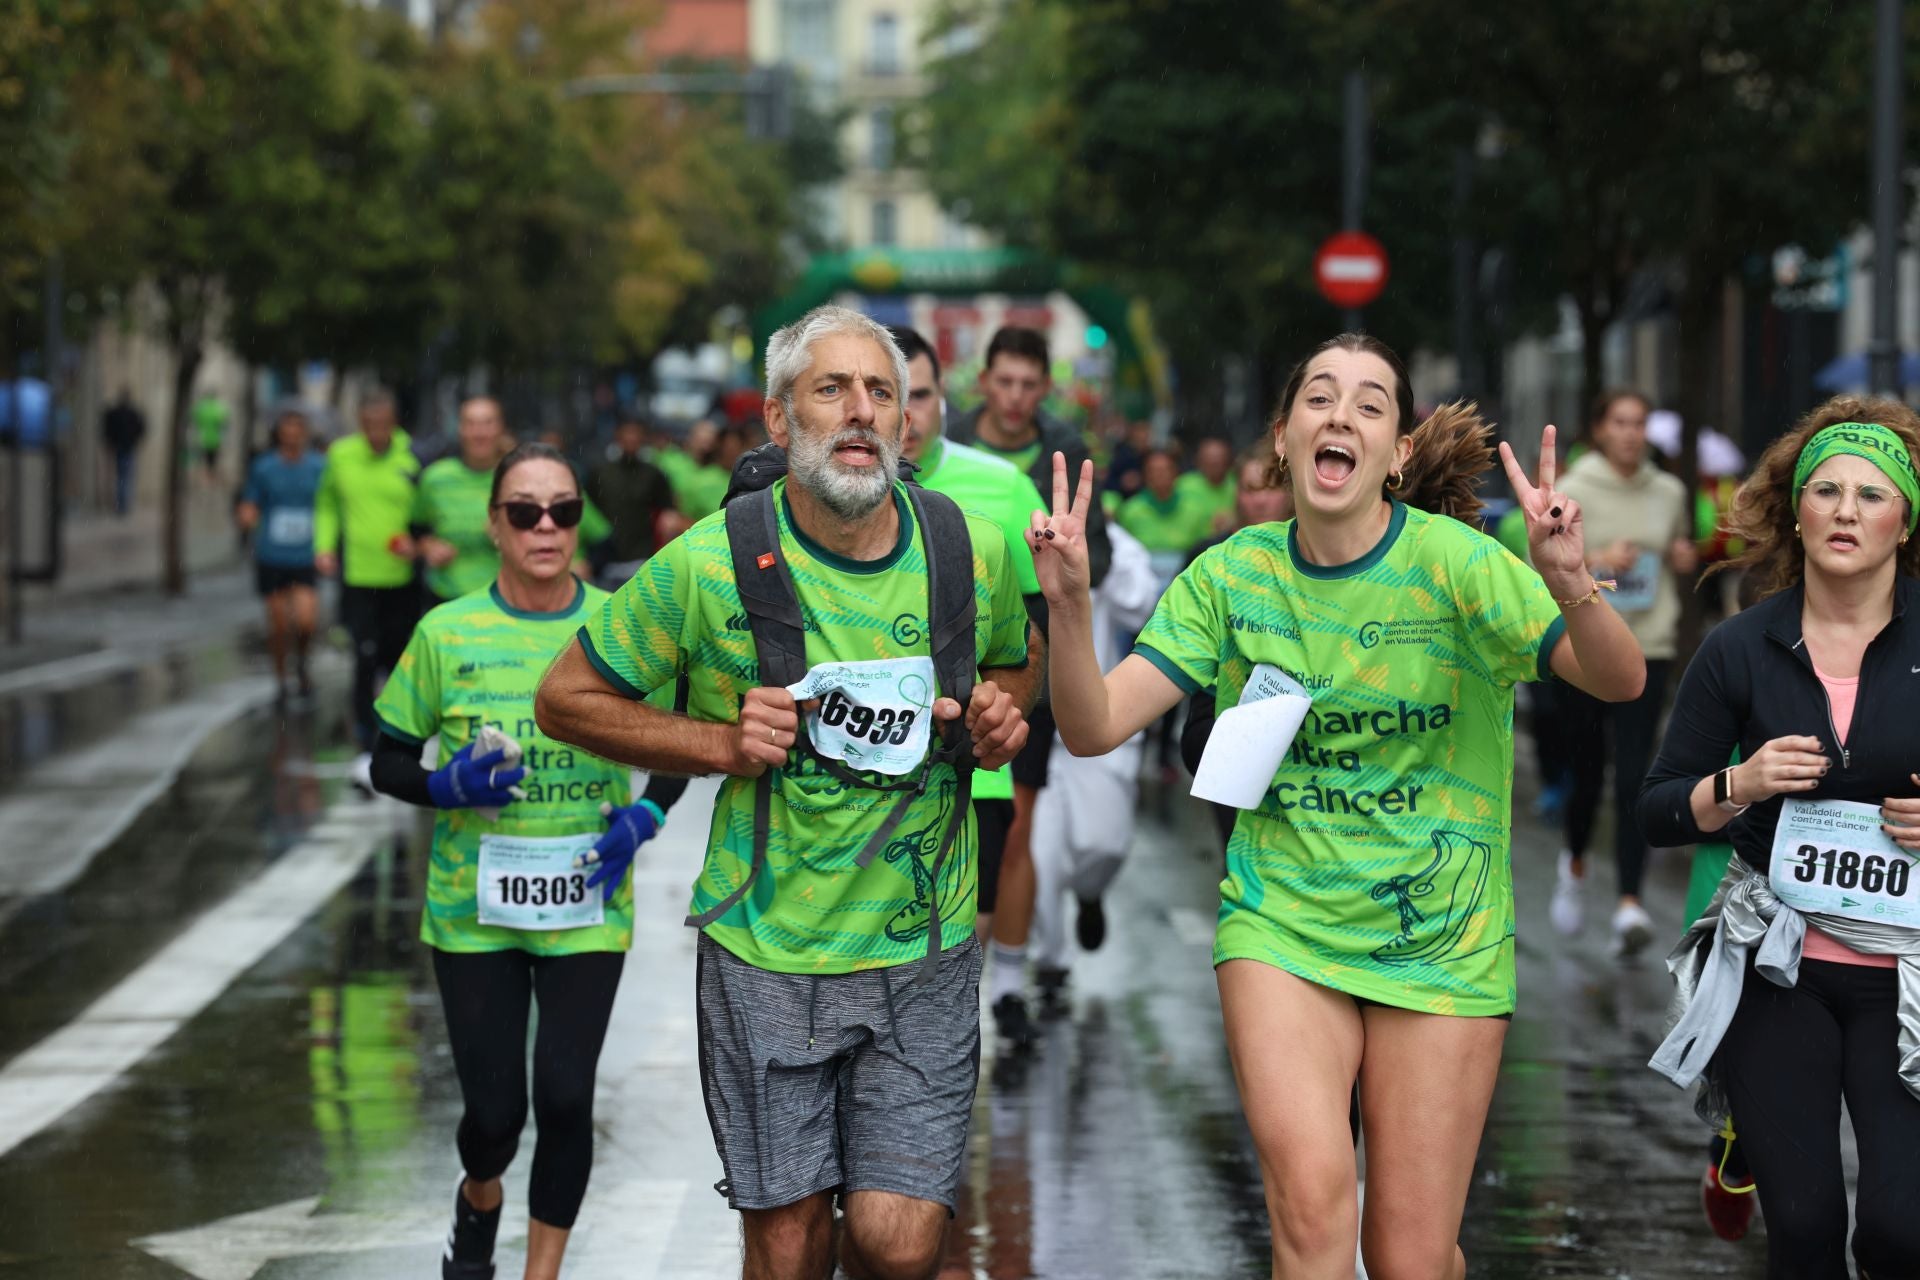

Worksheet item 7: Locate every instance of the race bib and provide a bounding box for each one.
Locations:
[1611,548,1662,612]
[1770,798,1920,927]
[267,507,313,547]
[477,833,604,931]
[786,657,935,776]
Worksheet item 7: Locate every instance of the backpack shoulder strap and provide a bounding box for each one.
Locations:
[724,488,809,691]
[903,485,978,737]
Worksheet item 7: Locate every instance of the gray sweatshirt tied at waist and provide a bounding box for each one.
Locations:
[1651,854,1920,1123]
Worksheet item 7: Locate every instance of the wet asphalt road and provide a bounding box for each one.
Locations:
[0,682,1782,1279]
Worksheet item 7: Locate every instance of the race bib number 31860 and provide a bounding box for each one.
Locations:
[1770,798,1920,927]
[478,833,604,931]
[786,657,935,777]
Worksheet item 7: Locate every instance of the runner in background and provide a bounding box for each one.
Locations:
[236,407,325,703]
[1032,332,1644,1280]
[891,325,1050,949]
[584,413,674,590]
[1552,389,1697,957]
[371,440,683,1280]
[1177,436,1239,536]
[1118,447,1213,578]
[192,387,230,483]
[314,389,422,791]
[1028,520,1159,1008]
[947,325,1112,1052]
[415,397,513,608]
[1643,401,1920,1277]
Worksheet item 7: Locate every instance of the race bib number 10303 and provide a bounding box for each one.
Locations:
[477,833,605,931]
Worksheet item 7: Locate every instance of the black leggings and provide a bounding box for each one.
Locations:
[1718,958,1920,1278]
[432,948,626,1228]
[1563,659,1670,897]
[342,584,420,749]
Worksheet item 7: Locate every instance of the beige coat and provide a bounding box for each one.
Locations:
[1559,452,1690,659]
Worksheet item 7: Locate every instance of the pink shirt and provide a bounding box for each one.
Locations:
[1802,666,1897,969]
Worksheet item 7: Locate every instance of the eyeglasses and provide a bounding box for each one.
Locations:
[1802,479,1904,520]
[494,498,585,530]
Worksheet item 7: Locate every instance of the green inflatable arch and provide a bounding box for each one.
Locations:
[754,248,1168,417]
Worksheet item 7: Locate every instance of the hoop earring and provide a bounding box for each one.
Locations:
[1276,454,1291,485]
[1794,521,1801,535]
[1387,469,1405,492]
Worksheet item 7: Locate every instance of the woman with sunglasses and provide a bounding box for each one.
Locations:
[1643,399,1920,1277]
[371,441,685,1280]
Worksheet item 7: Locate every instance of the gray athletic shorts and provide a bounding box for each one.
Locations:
[695,932,983,1212]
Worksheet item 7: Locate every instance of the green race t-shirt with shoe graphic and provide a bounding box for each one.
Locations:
[1134,501,1565,1016]
[375,581,634,957]
[914,439,1046,803]
[579,479,1030,974]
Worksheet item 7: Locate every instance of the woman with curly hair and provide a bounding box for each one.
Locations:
[1029,332,1645,1279]
[1643,396,1920,1277]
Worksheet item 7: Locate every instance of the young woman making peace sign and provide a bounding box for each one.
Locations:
[1032,333,1643,1280]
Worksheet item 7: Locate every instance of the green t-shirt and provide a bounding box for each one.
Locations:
[374,581,634,957]
[579,480,1031,974]
[192,396,229,450]
[1134,502,1566,1016]
[1175,471,1237,532]
[414,458,497,600]
[313,431,421,588]
[673,464,730,522]
[915,437,1045,801]
[976,437,1043,476]
[654,446,698,489]
[1118,489,1212,556]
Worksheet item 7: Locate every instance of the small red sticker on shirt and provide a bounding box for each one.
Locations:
[756,552,776,570]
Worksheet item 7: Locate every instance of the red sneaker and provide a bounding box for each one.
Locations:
[1700,1163,1756,1242]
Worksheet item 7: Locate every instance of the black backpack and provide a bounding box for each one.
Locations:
[683,443,981,979]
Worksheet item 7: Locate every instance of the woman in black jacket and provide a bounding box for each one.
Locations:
[1639,396,1920,1278]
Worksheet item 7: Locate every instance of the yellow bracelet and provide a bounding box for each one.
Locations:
[1554,578,1617,609]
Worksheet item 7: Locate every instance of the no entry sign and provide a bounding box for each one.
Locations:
[1314,231,1389,309]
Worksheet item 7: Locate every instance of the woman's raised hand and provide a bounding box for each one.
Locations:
[1497,424,1589,591]
[1030,452,1095,608]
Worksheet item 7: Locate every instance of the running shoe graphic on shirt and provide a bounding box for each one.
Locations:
[880,779,967,946]
[1368,830,1494,966]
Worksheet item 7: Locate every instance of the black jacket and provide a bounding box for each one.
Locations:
[948,404,1110,587]
[1638,577,1920,873]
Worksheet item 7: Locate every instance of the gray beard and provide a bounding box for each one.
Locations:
[787,425,899,520]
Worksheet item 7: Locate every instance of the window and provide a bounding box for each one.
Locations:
[869,12,900,75]
[868,105,895,171]
[871,199,897,247]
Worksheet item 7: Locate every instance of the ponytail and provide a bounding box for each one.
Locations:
[1398,401,1494,526]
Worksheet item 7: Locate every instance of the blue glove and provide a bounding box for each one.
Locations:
[575,799,664,903]
[426,743,527,811]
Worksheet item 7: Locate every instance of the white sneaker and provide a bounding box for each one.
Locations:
[1611,900,1655,958]
[1550,850,1585,937]
[349,751,375,796]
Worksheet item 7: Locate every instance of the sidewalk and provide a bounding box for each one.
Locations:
[2,489,252,679]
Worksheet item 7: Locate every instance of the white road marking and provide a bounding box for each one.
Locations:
[0,796,397,1159]
[0,648,138,698]
[0,676,280,902]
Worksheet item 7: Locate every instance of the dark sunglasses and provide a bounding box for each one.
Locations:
[494,498,584,530]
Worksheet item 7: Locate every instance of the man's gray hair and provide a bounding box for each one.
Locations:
[764,305,909,422]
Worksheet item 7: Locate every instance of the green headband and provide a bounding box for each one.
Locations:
[1792,422,1920,533]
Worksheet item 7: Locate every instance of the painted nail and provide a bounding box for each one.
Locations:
[1552,525,1563,535]
[1043,529,1056,540]
[1549,506,1563,518]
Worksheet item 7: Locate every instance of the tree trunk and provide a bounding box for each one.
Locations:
[1671,269,1722,658]
[164,344,203,597]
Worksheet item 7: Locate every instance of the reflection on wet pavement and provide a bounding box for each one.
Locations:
[0,706,1783,1278]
